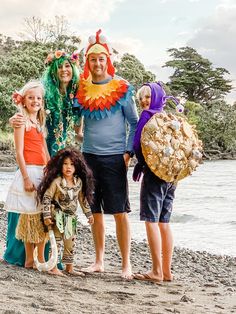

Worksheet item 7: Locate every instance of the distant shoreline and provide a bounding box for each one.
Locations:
[1,158,236,173]
[0,166,17,172]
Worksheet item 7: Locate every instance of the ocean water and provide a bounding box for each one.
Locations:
[0,160,235,256]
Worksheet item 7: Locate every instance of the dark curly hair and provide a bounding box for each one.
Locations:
[37,147,94,204]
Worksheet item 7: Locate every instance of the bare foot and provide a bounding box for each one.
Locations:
[25,257,35,269]
[65,270,85,277]
[134,272,163,283]
[164,274,174,281]
[121,265,133,280]
[0,258,8,265]
[81,263,104,273]
[25,263,34,269]
[48,268,66,276]
[134,271,163,283]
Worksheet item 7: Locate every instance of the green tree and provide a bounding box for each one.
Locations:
[114,53,156,90]
[164,47,232,104]
[0,32,80,129]
[196,101,236,154]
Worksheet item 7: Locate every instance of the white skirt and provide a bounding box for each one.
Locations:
[5,165,44,214]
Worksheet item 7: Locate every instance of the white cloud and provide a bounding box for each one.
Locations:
[111,37,143,56]
[188,4,236,68]
[187,2,236,102]
[43,0,125,22]
[170,16,188,24]
[148,63,173,82]
[0,0,125,37]
[177,31,191,37]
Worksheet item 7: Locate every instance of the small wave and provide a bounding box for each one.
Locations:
[172,215,236,226]
[225,220,236,225]
[171,214,200,223]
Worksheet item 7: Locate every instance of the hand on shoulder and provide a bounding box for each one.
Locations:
[9,113,26,128]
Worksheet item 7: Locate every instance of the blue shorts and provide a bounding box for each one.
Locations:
[83,153,130,214]
[140,167,176,223]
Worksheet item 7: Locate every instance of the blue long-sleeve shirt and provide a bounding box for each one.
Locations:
[74,77,139,155]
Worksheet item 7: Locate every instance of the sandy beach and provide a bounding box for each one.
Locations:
[0,208,236,314]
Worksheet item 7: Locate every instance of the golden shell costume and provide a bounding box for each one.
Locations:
[141,112,203,183]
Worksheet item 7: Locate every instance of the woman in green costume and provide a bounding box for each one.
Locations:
[3,50,80,267]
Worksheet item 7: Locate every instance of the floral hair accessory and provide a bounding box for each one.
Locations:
[55,50,64,59]
[45,50,80,66]
[70,50,80,63]
[12,91,23,106]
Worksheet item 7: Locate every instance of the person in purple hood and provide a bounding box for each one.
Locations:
[133,82,177,283]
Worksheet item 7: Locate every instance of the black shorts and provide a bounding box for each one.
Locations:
[83,153,130,214]
[140,167,176,223]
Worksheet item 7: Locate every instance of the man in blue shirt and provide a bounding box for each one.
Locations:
[74,29,138,279]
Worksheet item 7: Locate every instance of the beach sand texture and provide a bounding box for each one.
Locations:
[0,209,236,314]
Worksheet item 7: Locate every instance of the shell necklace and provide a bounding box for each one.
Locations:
[30,119,42,133]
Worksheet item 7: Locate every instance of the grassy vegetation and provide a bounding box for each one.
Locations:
[0,130,14,150]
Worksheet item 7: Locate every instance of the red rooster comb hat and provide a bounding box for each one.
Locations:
[83,29,115,79]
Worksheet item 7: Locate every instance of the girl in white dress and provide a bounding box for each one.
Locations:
[5,81,50,268]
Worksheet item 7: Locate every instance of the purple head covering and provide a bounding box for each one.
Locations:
[133,82,167,160]
[144,82,166,114]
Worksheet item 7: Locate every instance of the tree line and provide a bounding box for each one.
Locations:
[0,16,235,157]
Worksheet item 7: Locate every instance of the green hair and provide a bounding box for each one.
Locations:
[42,55,80,156]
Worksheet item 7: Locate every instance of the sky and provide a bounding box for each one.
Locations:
[1,0,236,102]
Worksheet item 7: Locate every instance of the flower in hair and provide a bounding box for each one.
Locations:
[55,50,63,59]
[71,50,79,63]
[45,52,54,65]
[45,50,79,66]
[12,91,23,105]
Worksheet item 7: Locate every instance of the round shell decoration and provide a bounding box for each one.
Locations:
[141,112,203,183]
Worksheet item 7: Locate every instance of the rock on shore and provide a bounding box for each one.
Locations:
[0,209,236,313]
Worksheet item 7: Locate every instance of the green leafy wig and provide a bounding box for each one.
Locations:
[42,55,80,155]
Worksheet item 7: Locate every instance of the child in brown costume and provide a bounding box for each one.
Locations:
[38,147,94,276]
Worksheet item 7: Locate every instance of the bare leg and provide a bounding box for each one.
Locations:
[144,222,163,281]
[82,213,105,273]
[36,241,45,264]
[24,242,34,268]
[114,212,132,279]
[159,222,174,281]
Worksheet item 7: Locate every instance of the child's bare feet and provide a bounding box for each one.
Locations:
[65,270,85,277]
[81,263,104,273]
[65,264,85,276]
[48,268,66,276]
[25,261,34,269]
